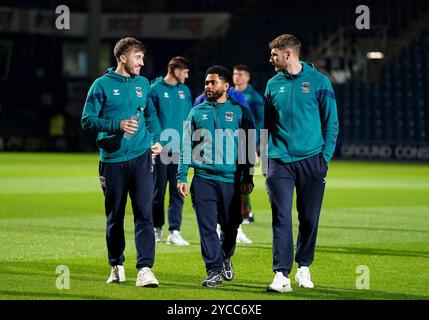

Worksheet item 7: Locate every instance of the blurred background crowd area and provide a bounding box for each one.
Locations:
[0,0,428,161]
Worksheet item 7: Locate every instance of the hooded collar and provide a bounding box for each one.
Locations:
[151,75,183,88]
[202,98,230,108]
[279,61,314,79]
[105,67,138,82]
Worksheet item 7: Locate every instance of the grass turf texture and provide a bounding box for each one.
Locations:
[0,152,428,300]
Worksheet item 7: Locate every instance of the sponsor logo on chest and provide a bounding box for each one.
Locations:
[163,92,170,98]
[113,89,120,96]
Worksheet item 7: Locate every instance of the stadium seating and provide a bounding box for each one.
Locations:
[1,0,428,151]
[334,28,429,144]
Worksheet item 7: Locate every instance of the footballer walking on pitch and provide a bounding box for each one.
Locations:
[148,56,192,246]
[264,34,339,292]
[81,37,162,287]
[177,66,255,287]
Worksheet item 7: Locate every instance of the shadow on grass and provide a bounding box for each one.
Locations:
[227,284,429,300]
[0,290,109,300]
[2,256,428,300]
[257,285,429,300]
[241,244,429,259]
[320,224,429,234]
[316,245,429,259]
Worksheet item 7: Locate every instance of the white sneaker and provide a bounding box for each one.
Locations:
[236,225,252,244]
[166,230,190,246]
[136,267,159,287]
[106,265,126,283]
[154,227,162,243]
[267,271,293,292]
[295,266,314,288]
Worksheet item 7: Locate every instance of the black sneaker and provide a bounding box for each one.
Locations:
[222,259,234,281]
[201,272,222,287]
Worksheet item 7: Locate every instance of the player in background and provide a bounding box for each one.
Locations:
[148,57,192,246]
[232,65,265,226]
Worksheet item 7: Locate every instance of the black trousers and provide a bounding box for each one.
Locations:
[152,155,184,231]
[190,175,242,274]
[99,149,155,270]
[265,153,328,277]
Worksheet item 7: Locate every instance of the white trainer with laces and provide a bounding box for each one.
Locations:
[295,266,314,288]
[236,225,252,244]
[166,230,190,246]
[136,267,159,287]
[106,265,126,283]
[154,227,163,243]
[267,271,293,292]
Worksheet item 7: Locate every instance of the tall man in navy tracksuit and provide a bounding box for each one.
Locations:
[148,57,192,246]
[264,34,339,293]
[177,65,255,287]
[81,37,162,288]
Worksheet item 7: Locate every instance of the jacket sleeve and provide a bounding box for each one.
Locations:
[239,105,256,183]
[253,93,265,132]
[263,85,272,131]
[317,76,339,164]
[186,86,193,115]
[177,110,195,183]
[260,85,274,174]
[81,80,121,133]
[145,88,162,145]
[251,92,265,147]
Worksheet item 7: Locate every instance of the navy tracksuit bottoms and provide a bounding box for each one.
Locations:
[190,175,242,274]
[152,155,184,231]
[265,153,328,277]
[99,149,155,270]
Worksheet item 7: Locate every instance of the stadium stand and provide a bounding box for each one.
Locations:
[0,0,428,159]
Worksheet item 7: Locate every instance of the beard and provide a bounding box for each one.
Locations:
[173,73,185,84]
[125,63,140,76]
[273,59,287,71]
[206,89,224,101]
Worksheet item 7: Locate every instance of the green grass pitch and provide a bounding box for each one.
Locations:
[0,152,428,300]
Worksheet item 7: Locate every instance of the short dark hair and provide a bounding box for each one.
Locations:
[168,56,190,72]
[114,37,146,61]
[233,64,251,76]
[269,34,301,56]
[205,65,232,84]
